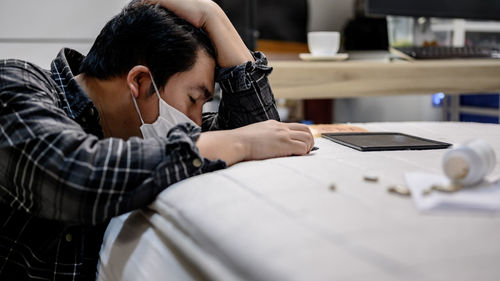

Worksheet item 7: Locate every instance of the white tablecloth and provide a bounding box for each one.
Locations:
[99,122,500,281]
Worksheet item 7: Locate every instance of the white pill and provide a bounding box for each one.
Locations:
[387,185,411,196]
[363,172,379,182]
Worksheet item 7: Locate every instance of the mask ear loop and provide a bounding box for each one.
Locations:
[130,70,160,125]
[148,71,162,100]
[130,71,163,126]
[130,91,145,125]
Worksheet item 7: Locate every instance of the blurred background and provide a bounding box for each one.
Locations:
[1,0,499,125]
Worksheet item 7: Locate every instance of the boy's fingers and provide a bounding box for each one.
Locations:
[288,140,309,155]
[286,123,314,137]
[289,131,314,151]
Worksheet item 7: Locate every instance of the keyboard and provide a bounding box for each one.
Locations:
[390,46,500,60]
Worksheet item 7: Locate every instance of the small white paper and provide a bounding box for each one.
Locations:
[404,172,500,213]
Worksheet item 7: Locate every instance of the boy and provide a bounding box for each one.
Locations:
[0,0,313,279]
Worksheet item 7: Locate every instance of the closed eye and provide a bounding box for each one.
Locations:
[189,96,196,104]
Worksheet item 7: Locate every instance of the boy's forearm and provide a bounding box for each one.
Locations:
[204,2,254,67]
[197,130,247,166]
[197,120,315,166]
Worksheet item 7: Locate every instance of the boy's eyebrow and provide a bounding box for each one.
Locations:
[191,84,214,101]
[195,85,213,100]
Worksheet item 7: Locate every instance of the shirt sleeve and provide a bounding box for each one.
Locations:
[0,62,226,226]
[202,51,280,131]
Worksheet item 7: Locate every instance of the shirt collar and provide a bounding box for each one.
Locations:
[50,48,103,138]
[50,48,93,120]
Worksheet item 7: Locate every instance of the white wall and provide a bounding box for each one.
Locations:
[0,0,128,68]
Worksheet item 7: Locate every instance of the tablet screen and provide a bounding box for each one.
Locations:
[322,132,451,151]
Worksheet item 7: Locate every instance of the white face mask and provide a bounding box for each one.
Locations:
[130,72,198,139]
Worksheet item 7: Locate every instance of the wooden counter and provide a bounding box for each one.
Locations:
[267,52,500,99]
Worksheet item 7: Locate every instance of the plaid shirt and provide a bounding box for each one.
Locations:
[0,48,279,280]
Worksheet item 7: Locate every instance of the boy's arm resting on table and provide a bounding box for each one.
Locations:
[197,54,314,165]
[146,0,314,162]
[197,120,314,165]
[0,64,225,226]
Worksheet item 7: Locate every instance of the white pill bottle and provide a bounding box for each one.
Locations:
[442,139,496,187]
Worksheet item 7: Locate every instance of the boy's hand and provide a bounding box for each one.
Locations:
[197,120,315,166]
[234,120,315,160]
[144,0,213,29]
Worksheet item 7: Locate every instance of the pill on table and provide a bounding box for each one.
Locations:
[363,172,379,182]
[387,185,411,196]
[423,183,463,196]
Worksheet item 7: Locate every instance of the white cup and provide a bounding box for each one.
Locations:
[307,31,340,56]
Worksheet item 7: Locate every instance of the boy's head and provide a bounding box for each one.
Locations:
[79,1,217,130]
[80,0,215,91]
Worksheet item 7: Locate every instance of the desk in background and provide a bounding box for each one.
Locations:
[266,51,500,122]
[267,51,500,99]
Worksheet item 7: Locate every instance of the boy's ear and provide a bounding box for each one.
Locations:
[127,65,151,98]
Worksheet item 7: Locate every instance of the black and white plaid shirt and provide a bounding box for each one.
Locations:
[0,48,279,280]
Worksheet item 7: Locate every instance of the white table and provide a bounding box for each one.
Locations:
[99,122,500,281]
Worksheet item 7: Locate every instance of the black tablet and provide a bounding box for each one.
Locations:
[322,132,451,151]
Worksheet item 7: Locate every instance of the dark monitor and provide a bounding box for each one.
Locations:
[366,0,500,21]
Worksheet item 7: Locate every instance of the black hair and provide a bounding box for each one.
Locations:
[79,0,216,91]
